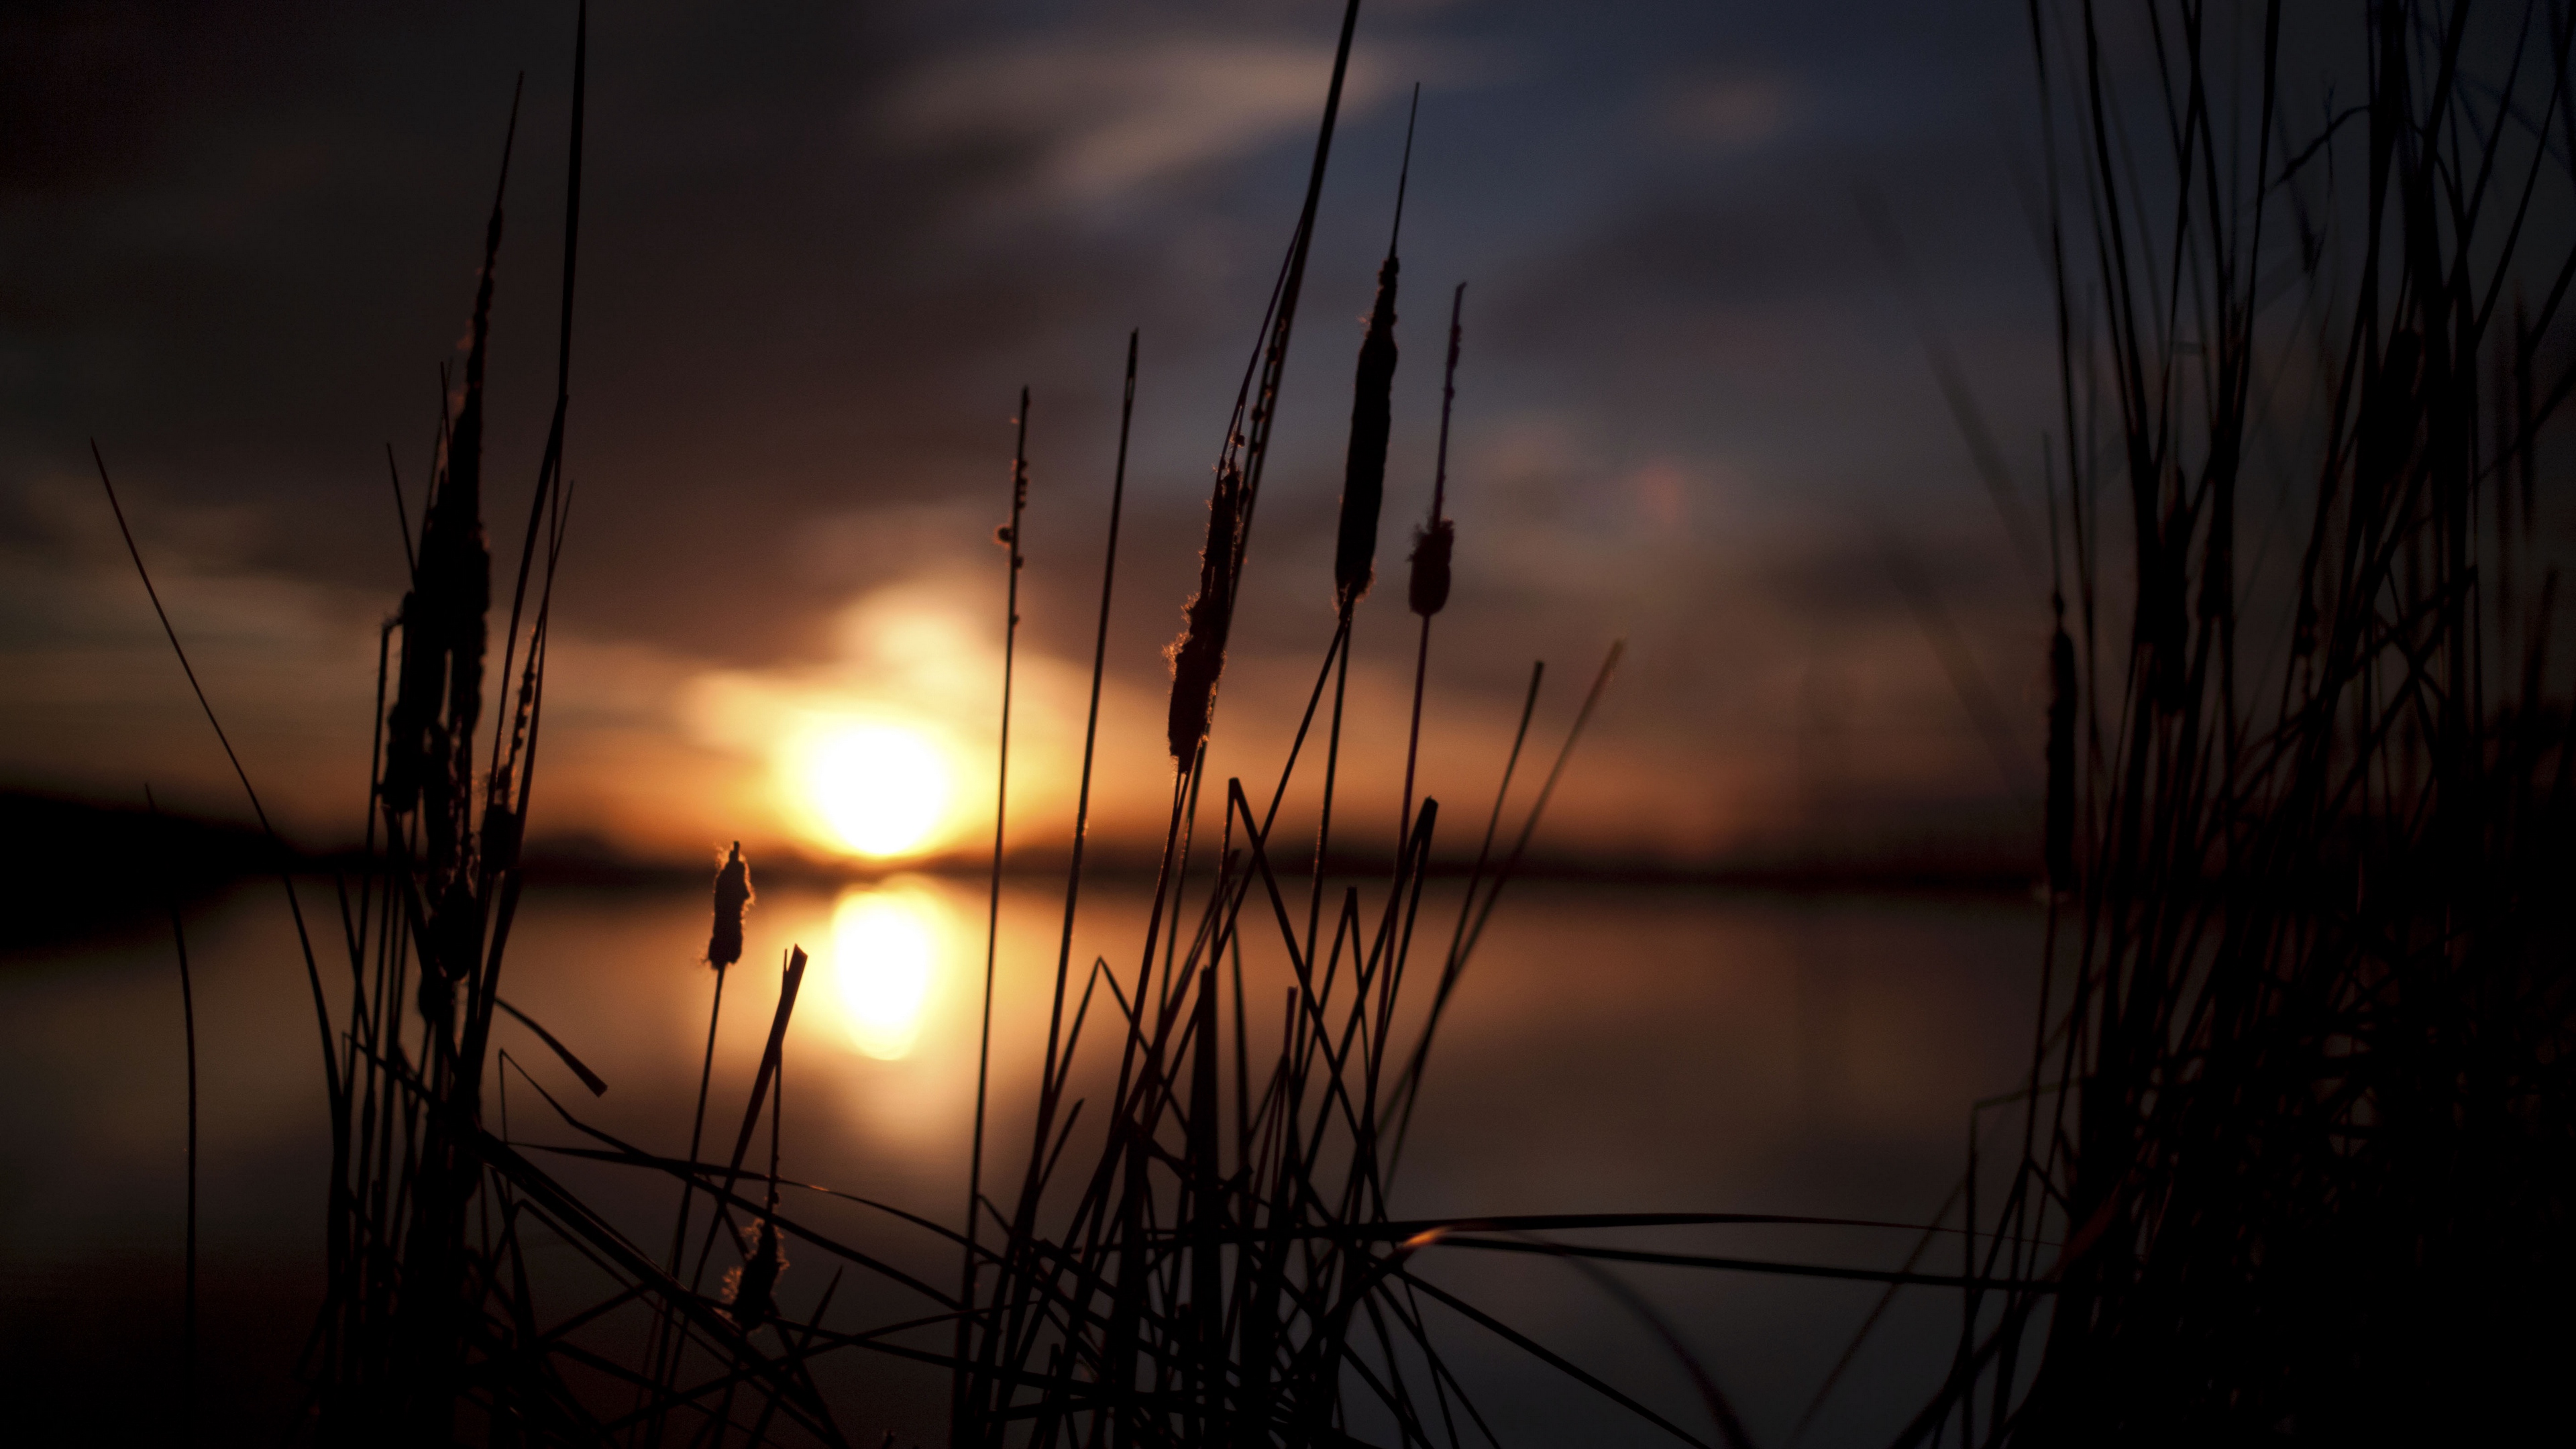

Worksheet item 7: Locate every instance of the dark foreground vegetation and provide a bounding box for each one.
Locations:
[75,1,2576,1444]
[1923,3,2576,1444]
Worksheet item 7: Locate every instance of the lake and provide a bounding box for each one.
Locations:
[0,871,2041,1446]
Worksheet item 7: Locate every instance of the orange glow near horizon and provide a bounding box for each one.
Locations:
[800,720,953,858]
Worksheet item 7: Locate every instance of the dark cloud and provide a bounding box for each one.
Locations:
[1,0,2068,865]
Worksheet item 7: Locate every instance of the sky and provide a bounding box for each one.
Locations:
[1,0,2065,873]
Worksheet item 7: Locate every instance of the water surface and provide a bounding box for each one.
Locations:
[0,873,2040,1446]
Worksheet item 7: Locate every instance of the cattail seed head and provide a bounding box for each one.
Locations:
[706,841,753,969]
[1166,463,1242,763]
[1334,256,1399,612]
[723,1218,787,1329]
[415,876,478,1031]
[482,802,521,873]
[418,972,455,1031]
[1413,282,1467,621]
[428,196,496,809]
[382,195,497,834]
[383,590,436,812]
[431,876,481,982]
[1407,517,1454,617]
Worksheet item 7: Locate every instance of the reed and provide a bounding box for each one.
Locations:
[1164,462,1243,770]
[1334,87,1417,617]
[1865,3,2576,1442]
[958,387,1033,1436]
[1306,87,1414,1008]
[1398,283,1464,858]
[643,843,750,1430]
[145,784,201,1421]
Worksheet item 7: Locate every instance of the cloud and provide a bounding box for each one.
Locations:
[681,566,1175,862]
[1662,74,1796,150]
[886,36,1421,206]
[0,506,385,835]
[2,3,2057,875]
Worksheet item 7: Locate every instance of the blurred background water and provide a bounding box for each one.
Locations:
[0,872,2038,1446]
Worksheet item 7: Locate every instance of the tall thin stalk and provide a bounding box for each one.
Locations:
[1307,84,1417,967]
[1399,282,1465,853]
[958,387,1031,1436]
[145,786,198,1419]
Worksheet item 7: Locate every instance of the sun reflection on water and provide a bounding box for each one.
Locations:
[826,881,949,1059]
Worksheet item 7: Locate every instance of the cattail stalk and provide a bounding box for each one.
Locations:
[146,787,198,1414]
[1215,0,1370,582]
[649,841,750,1403]
[959,388,1030,1438]
[1333,91,1415,613]
[1400,284,1465,844]
[1311,94,1418,959]
[487,0,587,824]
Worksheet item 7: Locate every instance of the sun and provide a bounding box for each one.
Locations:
[804,721,951,857]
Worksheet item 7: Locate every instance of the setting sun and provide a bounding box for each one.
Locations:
[804,721,951,857]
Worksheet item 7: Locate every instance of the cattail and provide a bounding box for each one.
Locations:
[1407,517,1454,617]
[1166,463,1242,763]
[706,841,752,969]
[724,1217,786,1329]
[1332,96,1418,613]
[384,125,506,831]
[431,398,492,785]
[2045,607,2077,894]
[383,596,435,812]
[417,971,456,1031]
[1334,255,1399,611]
[418,877,479,1030]
[482,802,521,874]
[434,105,504,776]
[1410,283,1466,619]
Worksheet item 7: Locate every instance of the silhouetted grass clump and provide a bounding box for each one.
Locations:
[1884,4,2576,1444]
